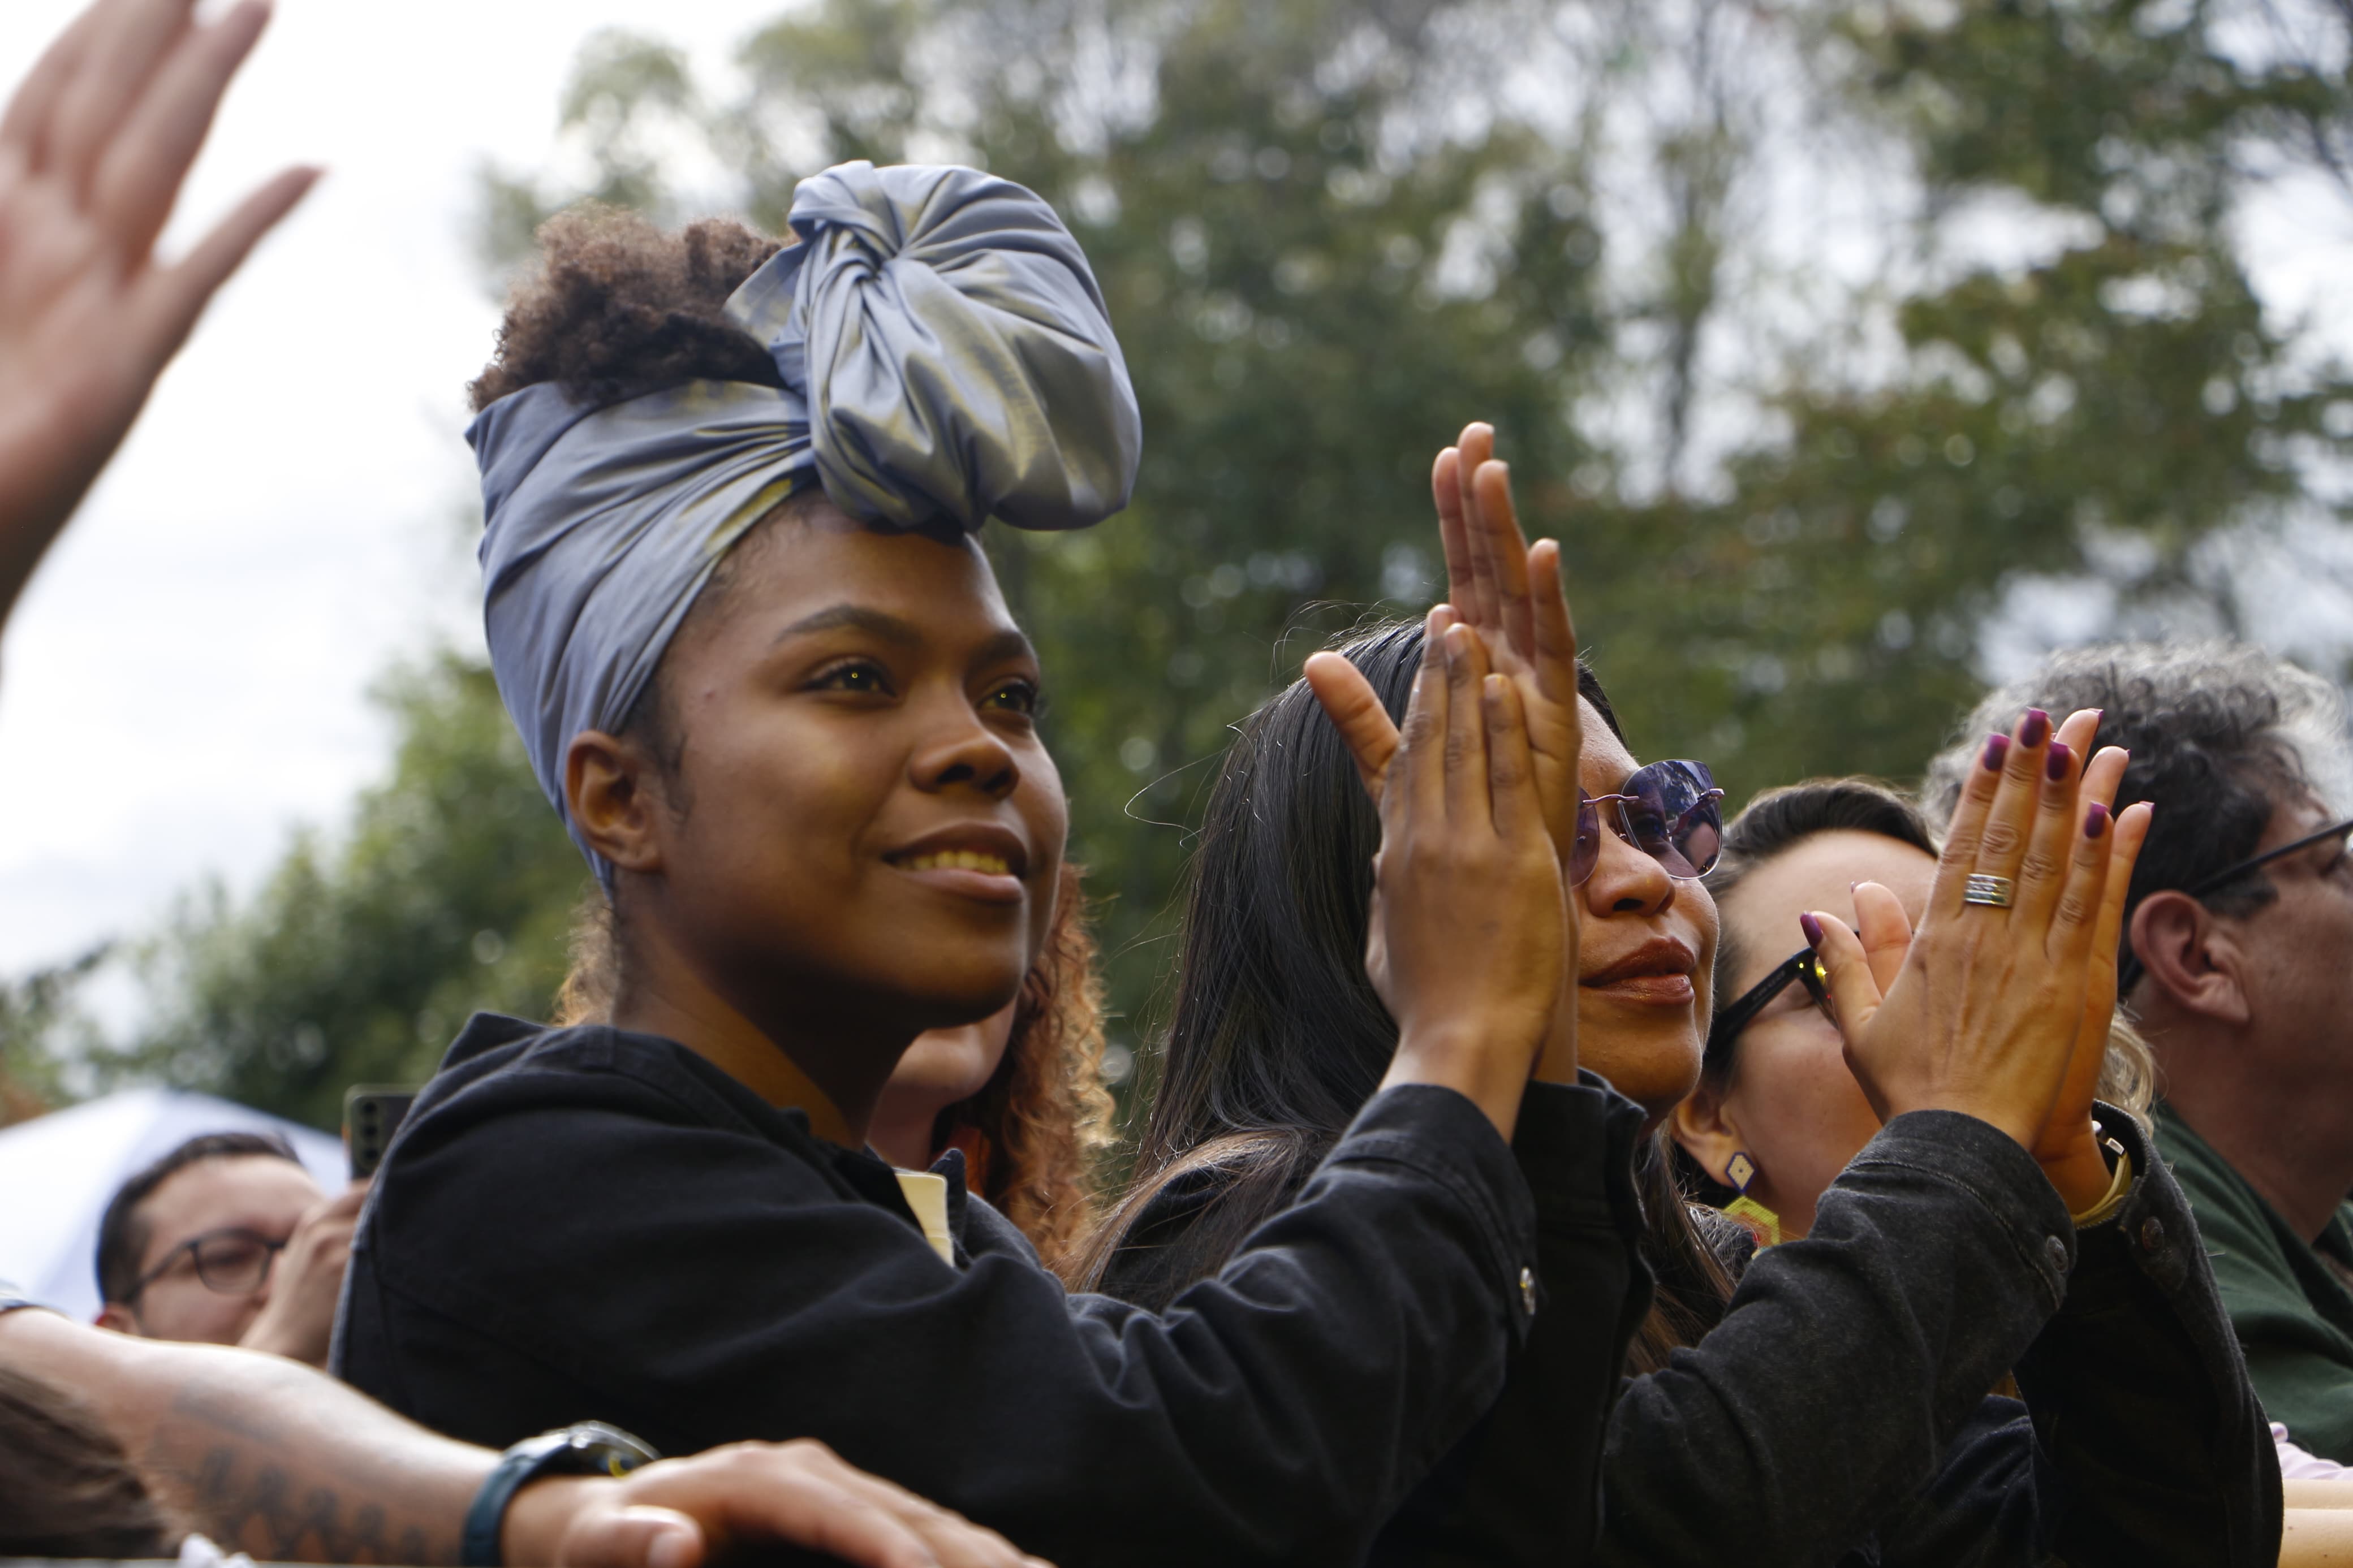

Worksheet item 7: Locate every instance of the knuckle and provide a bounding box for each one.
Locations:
[2055,888,2098,926]
[2017,846,2064,883]
[1977,819,2023,858]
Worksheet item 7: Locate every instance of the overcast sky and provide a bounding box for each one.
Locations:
[0,0,784,983]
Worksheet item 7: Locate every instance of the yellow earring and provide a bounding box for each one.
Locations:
[1721,1150,1782,1248]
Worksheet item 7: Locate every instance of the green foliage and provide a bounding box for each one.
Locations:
[111,656,588,1128]
[99,0,2353,1120]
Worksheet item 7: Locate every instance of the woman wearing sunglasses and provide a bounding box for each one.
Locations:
[1669,778,2152,1244]
[1076,425,2275,1565]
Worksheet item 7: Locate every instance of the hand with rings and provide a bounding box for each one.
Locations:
[1800,705,2152,1206]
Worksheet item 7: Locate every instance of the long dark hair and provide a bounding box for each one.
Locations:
[1075,620,1734,1371]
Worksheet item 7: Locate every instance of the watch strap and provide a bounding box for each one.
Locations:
[461,1422,659,1567]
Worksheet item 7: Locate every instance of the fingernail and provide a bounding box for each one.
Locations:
[1799,912,1825,948]
[648,1528,697,1568]
[2045,741,2071,781]
[2084,802,2110,839]
[2019,708,2050,748]
[1981,733,2010,771]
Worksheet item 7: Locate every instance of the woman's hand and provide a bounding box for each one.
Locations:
[1805,706,2152,1167]
[1307,609,1566,1140]
[0,0,317,623]
[1316,424,1582,850]
[510,1438,1049,1568]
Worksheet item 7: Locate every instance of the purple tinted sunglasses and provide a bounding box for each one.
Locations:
[1572,759,1725,886]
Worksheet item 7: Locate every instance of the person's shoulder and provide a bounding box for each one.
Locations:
[2151,1100,2277,1242]
[416,1013,774,1132]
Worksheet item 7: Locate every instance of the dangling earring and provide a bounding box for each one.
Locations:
[1721,1150,1782,1249]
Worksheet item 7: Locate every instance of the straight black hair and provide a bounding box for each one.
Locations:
[1077,620,1734,1370]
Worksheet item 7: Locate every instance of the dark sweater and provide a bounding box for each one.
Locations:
[331,1016,1646,1568]
[1100,1104,2281,1567]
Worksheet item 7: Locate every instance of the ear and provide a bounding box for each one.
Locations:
[1670,1081,1748,1188]
[94,1303,141,1335]
[2129,890,2252,1026]
[565,729,670,876]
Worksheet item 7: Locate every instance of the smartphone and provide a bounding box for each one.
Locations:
[344,1085,420,1180]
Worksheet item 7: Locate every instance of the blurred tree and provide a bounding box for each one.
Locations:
[106,657,587,1128]
[98,0,2353,1127]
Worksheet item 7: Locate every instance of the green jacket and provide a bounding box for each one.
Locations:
[2156,1099,2353,1460]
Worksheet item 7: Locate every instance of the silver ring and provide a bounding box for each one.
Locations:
[1963,873,2015,909]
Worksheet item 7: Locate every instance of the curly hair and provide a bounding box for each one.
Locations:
[1920,642,2352,996]
[551,863,1115,1273]
[469,206,786,412]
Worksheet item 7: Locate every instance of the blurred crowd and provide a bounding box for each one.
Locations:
[7,2,2353,1566]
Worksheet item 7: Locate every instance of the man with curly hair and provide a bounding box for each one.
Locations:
[1924,642,2353,1463]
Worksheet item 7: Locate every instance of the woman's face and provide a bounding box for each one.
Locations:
[1685,830,1934,1237]
[1572,699,1721,1120]
[609,502,1066,1046]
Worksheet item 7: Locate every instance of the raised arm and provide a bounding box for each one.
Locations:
[0,0,317,625]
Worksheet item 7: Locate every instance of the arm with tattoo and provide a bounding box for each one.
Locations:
[0,1310,1041,1567]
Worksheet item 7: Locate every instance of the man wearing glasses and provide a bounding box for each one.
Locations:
[1927,641,2353,1464]
[94,1131,364,1368]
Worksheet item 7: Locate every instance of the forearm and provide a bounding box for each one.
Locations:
[1597,1111,2070,1563]
[2,1311,490,1564]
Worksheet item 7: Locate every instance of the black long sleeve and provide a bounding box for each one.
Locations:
[1599,1108,2277,1567]
[1367,1075,1652,1567]
[333,1017,1600,1568]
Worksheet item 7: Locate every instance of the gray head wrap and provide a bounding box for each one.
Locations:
[469,161,1140,884]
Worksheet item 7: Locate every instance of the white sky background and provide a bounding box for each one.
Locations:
[0,0,783,987]
[2,0,2352,998]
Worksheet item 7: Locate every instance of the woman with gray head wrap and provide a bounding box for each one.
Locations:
[335,162,1635,1567]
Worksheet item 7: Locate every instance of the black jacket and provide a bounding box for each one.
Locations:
[331,1016,1646,1568]
[1101,1105,2280,1567]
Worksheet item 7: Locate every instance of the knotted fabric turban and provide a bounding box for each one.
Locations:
[468,161,1141,884]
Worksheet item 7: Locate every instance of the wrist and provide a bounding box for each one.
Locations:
[501,1475,601,1567]
[2040,1126,2115,1215]
[1387,1018,1543,1139]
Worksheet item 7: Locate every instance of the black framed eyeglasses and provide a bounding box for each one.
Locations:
[1705,945,1833,1066]
[2118,815,2353,994]
[128,1226,286,1302]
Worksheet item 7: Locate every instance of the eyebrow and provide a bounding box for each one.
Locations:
[772,603,1037,668]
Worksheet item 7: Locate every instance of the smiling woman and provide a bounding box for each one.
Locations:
[329,165,1634,1568]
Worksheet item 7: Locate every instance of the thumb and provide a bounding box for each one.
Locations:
[1852,881,1912,995]
[1803,910,1884,1044]
[1304,651,1399,805]
[558,1506,705,1568]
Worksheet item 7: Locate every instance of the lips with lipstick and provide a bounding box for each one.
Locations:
[1581,938,1700,1005]
[885,826,1032,905]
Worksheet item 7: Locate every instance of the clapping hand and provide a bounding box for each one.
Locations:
[1304,421,1584,1082]
[1806,706,2151,1211]
[0,0,316,623]
[1308,608,1566,1141]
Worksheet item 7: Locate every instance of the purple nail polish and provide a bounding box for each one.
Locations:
[2045,741,2072,781]
[1799,912,1825,948]
[2019,708,2050,748]
[2084,803,2110,840]
[1981,733,2010,771]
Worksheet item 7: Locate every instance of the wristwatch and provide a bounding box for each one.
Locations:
[461,1421,660,1567]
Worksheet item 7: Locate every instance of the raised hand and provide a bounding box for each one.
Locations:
[1306,607,1566,1140]
[1805,706,2152,1199]
[1310,424,1581,849]
[0,0,317,624]
[239,1181,367,1368]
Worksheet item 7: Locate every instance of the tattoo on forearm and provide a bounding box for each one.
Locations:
[145,1366,463,1566]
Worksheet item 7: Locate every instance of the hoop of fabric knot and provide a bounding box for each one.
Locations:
[468,161,1141,887]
